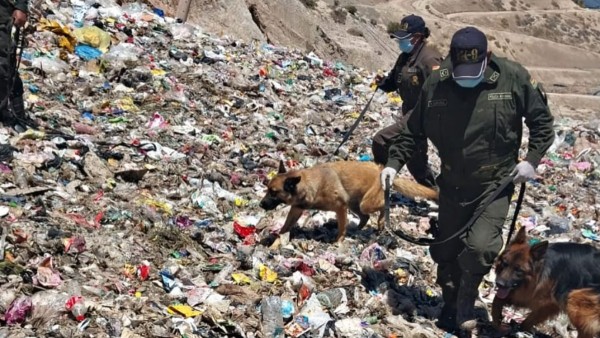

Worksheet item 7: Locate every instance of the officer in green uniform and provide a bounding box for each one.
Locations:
[380,27,555,335]
[0,0,29,128]
[372,14,442,188]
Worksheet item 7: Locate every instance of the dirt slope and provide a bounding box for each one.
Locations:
[146,0,600,112]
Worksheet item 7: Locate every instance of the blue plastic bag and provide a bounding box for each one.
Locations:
[75,45,102,61]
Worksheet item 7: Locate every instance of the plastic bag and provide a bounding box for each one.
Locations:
[75,45,102,61]
[4,296,32,325]
[169,23,196,41]
[73,26,111,52]
[103,43,142,64]
[31,57,70,75]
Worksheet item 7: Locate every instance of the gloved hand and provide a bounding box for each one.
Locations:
[512,161,536,184]
[373,74,386,87]
[12,10,27,28]
[380,167,398,190]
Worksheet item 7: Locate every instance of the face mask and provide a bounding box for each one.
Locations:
[454,74,484,88]
[398,39,414,53]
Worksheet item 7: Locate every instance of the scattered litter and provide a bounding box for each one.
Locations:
[0,0,596,337]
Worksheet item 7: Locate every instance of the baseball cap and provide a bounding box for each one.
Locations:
[390,14,426,40]
[450,27,488,79]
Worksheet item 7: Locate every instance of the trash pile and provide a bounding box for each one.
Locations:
[0,0,599,337]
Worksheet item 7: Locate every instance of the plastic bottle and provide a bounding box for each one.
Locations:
[66,296,87,321]
[261,296,284,338]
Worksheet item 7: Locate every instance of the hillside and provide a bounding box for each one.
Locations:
[145,0,600,114]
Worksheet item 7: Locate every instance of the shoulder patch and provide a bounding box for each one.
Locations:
[489,71,500,82]
[439,69,449,79]
[530,78,538,89]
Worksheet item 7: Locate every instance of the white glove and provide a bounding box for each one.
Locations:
[512,161,536,184]
[380,167,398,190]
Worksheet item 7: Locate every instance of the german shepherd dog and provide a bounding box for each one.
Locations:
[492,227,600,337]
[259,160,439,243]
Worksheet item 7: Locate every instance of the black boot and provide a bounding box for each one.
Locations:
[437,288,458,332]
[0,89,11,124]
[435,264,461,332]
[456,273,486,337]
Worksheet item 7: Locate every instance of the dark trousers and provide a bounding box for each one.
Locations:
[431,179,514,327]
[372,119,437,188]
[0,14,25,124]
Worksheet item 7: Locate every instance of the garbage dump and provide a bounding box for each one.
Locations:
[0,0,598,337]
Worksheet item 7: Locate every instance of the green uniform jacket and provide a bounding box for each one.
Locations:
[386,54,555,187]
[378,43,443,114]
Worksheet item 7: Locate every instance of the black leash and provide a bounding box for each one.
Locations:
[384,174,526,246]
[384,177,391,232]
[505,181,526,244]
[331,90,377,157]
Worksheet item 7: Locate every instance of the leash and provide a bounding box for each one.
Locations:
[384,173,526,246]
[505,181,526,244]
[384,176,391,232]
[330,89,377,159]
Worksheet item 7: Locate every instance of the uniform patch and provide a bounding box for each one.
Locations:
[458,48,479,62]
[488,92,512,101]
[530,78,538,89]
[428,99,447,107]
[440,69,449,78]
[490,71,500,82]
[411,75,419,86]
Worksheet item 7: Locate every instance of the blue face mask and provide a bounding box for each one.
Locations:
[454,74,485,88]
[398,39,414,53]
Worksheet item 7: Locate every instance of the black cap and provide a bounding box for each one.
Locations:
[450,27,488,79]
[390,14,426,39]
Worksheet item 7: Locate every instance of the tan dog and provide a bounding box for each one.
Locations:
[259,160,439,243]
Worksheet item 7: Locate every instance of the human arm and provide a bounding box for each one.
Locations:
[516,70,555,168]
[377,56,404,92]
[385,87,428,172]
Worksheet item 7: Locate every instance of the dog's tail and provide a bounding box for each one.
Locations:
[393,178,439,201]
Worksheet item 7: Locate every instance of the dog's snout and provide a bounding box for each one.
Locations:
[495,279,509,288]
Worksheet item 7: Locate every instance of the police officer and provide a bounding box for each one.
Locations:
[0,0,29,128]
[372,14,442,188]
[380,27,555,335]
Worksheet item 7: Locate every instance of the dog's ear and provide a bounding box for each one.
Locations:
[512,227,527,245]
[278,160,286,174]
[283,176,301,194]
[530,241,548,261]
